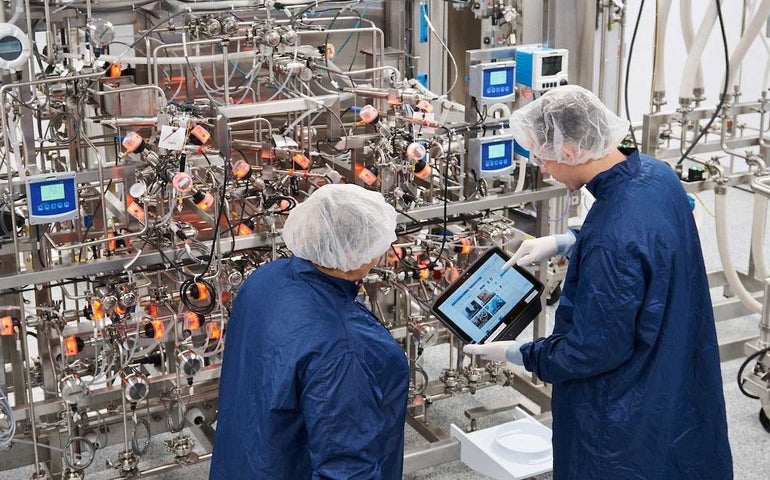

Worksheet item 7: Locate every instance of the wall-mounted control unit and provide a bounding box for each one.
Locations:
[469,60,516,105]
[468,135,515,177]
[515,46,568,92]
[26,172,79,225]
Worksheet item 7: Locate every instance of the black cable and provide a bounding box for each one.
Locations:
[676,0,730,167]
[223,202,236,256]
[323,8,362,84]
[34,225,46,268]
[285,0,357,21]
[198,155,230,278]
[139,237,181,272]
[346,10,364,72]
[428,128,451,269]
[395,208,420,225]
[30,0,157,13]
[737,346,770,399]
[179,278,217,315]
[624,0,645,150]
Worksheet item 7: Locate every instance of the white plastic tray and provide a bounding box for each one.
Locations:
[450,407,553,480]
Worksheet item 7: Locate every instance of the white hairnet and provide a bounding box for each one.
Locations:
[509,85,630,165]
[282,184,397,272]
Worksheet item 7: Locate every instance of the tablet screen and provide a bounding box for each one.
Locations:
[432,247,542,344]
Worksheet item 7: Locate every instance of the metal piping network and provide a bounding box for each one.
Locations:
[640,0,770,435]
[0,1,576,477]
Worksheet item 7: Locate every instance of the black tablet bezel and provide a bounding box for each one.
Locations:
[431,246,544,344]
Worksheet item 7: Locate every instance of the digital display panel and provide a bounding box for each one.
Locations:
[541,56,562,76]
[40,183,65,202]
[487,144,506,159]
[489,70,507,86]
[0,37,22,61]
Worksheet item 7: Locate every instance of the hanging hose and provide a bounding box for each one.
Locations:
[679,2,717,100]
[679,0,705,94]
[714,188,762,314]
[751,194,769,280]
[725,0,770,94]
[653,0,672,95]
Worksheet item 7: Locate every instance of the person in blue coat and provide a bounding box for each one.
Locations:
[465,85,733,479]
[210,183,409,480]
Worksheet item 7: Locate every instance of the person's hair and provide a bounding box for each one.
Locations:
[533,91,609,154]
[509,85,630,165]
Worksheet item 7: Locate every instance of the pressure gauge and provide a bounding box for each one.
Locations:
[88,18,115,48]
[177,350,203,378]
[122,370,150,402]
[0,23,30,70]
[60,374,89,405]
[412,322,438,348]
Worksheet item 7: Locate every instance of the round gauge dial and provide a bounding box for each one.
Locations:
[88,19,115,47]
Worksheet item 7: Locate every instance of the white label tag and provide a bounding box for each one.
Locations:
[158,123,188,151]
[487,322,508,342]
[525,289,538,303]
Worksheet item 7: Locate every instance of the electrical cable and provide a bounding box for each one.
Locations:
[345,4,368,71]
[426,127,452,269]
[179,149,225,315]
[421,4,459,96]
[131,418,151,455]
[677,0,730,167]
[63,436,96,469]
[322,7,362,84]
[624,0,645,150]
[0,387,16,449]
[46,111,80,144]
[197,151,229,278]
[737,346,770,399]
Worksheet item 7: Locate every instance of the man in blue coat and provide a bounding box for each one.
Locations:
[465,85,733,479]
[210,184,409,479]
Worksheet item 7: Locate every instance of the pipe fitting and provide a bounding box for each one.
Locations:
[747,153,767,174]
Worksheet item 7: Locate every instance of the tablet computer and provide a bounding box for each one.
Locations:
[431,246,544,344]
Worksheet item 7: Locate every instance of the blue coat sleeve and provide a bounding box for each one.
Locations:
[300,350,385,480]
[520,245,645,383]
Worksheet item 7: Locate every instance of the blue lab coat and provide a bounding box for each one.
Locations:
[520,151,733,479]
[210,256,409,480]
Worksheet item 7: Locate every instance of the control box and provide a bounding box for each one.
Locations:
[469,60,516,105]
[468,135,515,178]
[26,172,79,225]
[515,46,568,92]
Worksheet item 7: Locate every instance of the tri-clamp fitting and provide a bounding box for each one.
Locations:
[60,468,84,480]
[164,434,196,458]
[745,153,767,175]
[107,450,138,476]
[652,91,667,112]
[439,368,459,391]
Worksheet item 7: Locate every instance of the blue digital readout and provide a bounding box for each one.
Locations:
[481,140,513,171]
[26,173,79,225]
[482,66,514,98]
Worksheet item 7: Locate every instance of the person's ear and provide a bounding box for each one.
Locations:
[560,144,578,165]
